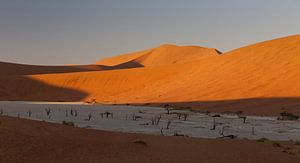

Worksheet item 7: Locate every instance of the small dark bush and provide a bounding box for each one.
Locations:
[272,142,282,147]
[295,141,300,145]
[133,139,147,146]
[62,121,75,127]
[257,138,268,142]
[278,112,299,121]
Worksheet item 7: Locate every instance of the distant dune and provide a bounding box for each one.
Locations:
[0,34,300,115]
[97,44,221,67]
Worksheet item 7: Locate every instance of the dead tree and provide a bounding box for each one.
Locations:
[27,109,32,117]
[74,110,78,117]
[183,114,188,121]
[236,111,247,123]
[164,104,172,114]
[70,109,74,116]
[45,108,52,116]
[151,115,162,125]
[252,126,255,135]
[166,119,172,129]
[177,113,182,119]
[100,112,113,119]
[132,114,142,121]
[220,126,229,136]
[85,113,92,121]
[239,116,247,123]
[211,117,216,130]
[174,133,186,137]
[156,115,162,125]
[160,128,164,136]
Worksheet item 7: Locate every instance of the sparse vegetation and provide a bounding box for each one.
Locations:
[166,119,172,129]
[45,108,52,119]
[272,142,282,147]
[220,126,229,136]
[212,114,221,118]
[251,126,255,135]
[85,113,92,121]
[211,117,216,130]
[151,115,161,125]
[74,110,78,117]
[163,104,172,114]
[257,138,268,142]
[278,111,299,121]
[239,116,247,123]
[132,114,142,121]
[173,133,186,137]
[222,134,237,139]
[160,128,164,136]
[236,111,247,123]
[281,147,297,155]
[27,109,32,117]
[295,141,300,145]
[174,112,189,121]
[62,121,75,127]
[133,139,147,146]
[100,112,113,119]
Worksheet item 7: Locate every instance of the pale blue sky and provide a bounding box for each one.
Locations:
[0,0,300,65]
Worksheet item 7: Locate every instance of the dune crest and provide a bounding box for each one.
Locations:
[97,44,221,67]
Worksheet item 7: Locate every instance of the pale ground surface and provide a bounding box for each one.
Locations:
[1,101,300,141]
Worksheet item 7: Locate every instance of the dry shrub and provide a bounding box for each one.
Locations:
[272,142,282,147]
[257,138,268,142]
[295,141,300,145]
[62,121,75,127]
[133,139,147,146]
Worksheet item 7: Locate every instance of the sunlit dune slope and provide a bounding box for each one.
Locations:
[0,34,300,113]
[97,44,221,67]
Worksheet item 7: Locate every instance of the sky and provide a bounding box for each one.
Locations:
[0,0,300,65]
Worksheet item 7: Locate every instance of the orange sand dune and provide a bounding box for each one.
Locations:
[97,44,221,67]
[0,60,149,76]
[0,62,107,76]
[1,34,300,114]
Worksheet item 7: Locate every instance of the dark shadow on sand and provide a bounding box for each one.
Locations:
[131,97,300,116]
[0,76,88,102]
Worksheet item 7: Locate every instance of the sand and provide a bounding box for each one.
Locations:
[1,116,300,163]
[0,34,300,115]
[97,44,221,67]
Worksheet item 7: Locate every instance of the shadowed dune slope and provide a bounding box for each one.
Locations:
[1,34,300,113]
[97,44,221,67]
[0,62,107,76]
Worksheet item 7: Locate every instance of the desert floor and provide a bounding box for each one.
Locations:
[1,116,300,163]
[1,101,300,141]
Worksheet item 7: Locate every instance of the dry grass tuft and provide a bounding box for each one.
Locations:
[133,139,147,146]
[62,121,75,127]
[257,138,268,143]
[272,142,282,147]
